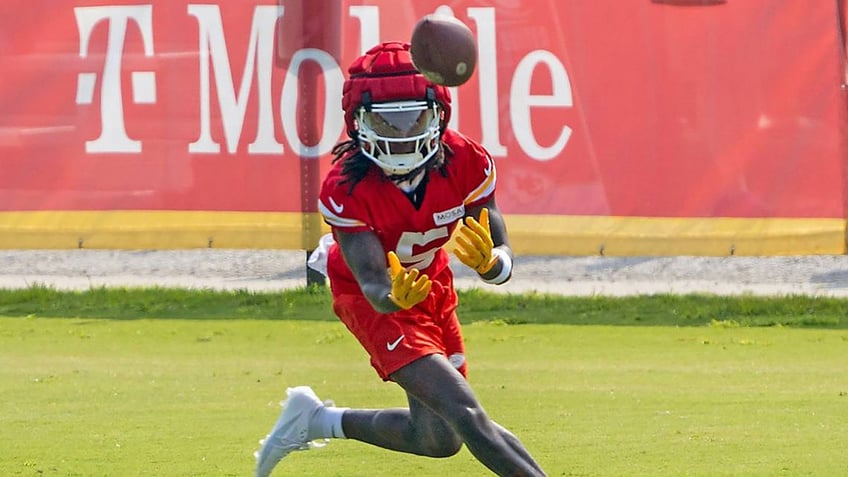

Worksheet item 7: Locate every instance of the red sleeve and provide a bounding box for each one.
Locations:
[444,129,497,208]
[318,165,372,233]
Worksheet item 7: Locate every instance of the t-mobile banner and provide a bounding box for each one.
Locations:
[0,1,846,251]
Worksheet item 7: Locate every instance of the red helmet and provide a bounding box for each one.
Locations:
[342,42,452,175]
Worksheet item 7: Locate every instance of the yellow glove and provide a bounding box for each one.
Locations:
[454,208,497,274]
[387,251,432,310]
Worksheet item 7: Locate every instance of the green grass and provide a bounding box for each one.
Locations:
[2,285,848,328]
[1,287,847,476]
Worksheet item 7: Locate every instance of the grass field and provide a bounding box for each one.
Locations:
[1,287,847,476]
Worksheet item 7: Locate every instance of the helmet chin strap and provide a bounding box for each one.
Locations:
[382,151,425,176]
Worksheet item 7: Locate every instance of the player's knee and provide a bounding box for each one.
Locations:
[419,432,463,458]
[451,405,491,438]
[407,417,463,457]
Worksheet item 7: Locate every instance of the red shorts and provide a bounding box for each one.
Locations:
[331,270,467,381]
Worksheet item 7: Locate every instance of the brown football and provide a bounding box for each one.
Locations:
[410,14,477,87]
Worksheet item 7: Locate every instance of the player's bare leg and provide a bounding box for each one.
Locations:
[343,354,546,476]
[341,395,463,457]
[490,421,547,474]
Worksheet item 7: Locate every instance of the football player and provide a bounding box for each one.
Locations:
[255,41,546,477]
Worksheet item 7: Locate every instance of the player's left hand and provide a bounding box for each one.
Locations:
[387,251,432,310]
[454,208,497,275]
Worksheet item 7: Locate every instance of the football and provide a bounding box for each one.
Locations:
[410,14,477,87]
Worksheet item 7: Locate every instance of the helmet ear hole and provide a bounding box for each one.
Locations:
[361,91,372,112]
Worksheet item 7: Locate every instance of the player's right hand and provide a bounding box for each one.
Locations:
[387,251,431,310]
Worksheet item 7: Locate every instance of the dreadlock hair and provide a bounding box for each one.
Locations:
[331,137,454,195]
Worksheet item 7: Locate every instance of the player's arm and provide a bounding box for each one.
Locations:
[334,229,430,313]
[454,197,514,285]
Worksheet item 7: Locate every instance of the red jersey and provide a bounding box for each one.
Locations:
[318,128,496,295]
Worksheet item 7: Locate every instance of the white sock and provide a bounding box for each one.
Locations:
[308,405,348,440]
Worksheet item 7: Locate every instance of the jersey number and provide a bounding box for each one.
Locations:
[395,227,450,269]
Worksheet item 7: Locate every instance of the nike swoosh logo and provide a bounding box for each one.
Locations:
[329,197,344,214]
[386,334,405,351]
[483,158,493,176]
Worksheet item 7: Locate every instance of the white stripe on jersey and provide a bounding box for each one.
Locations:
[318,200,366,228]
[464,155,496,205]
